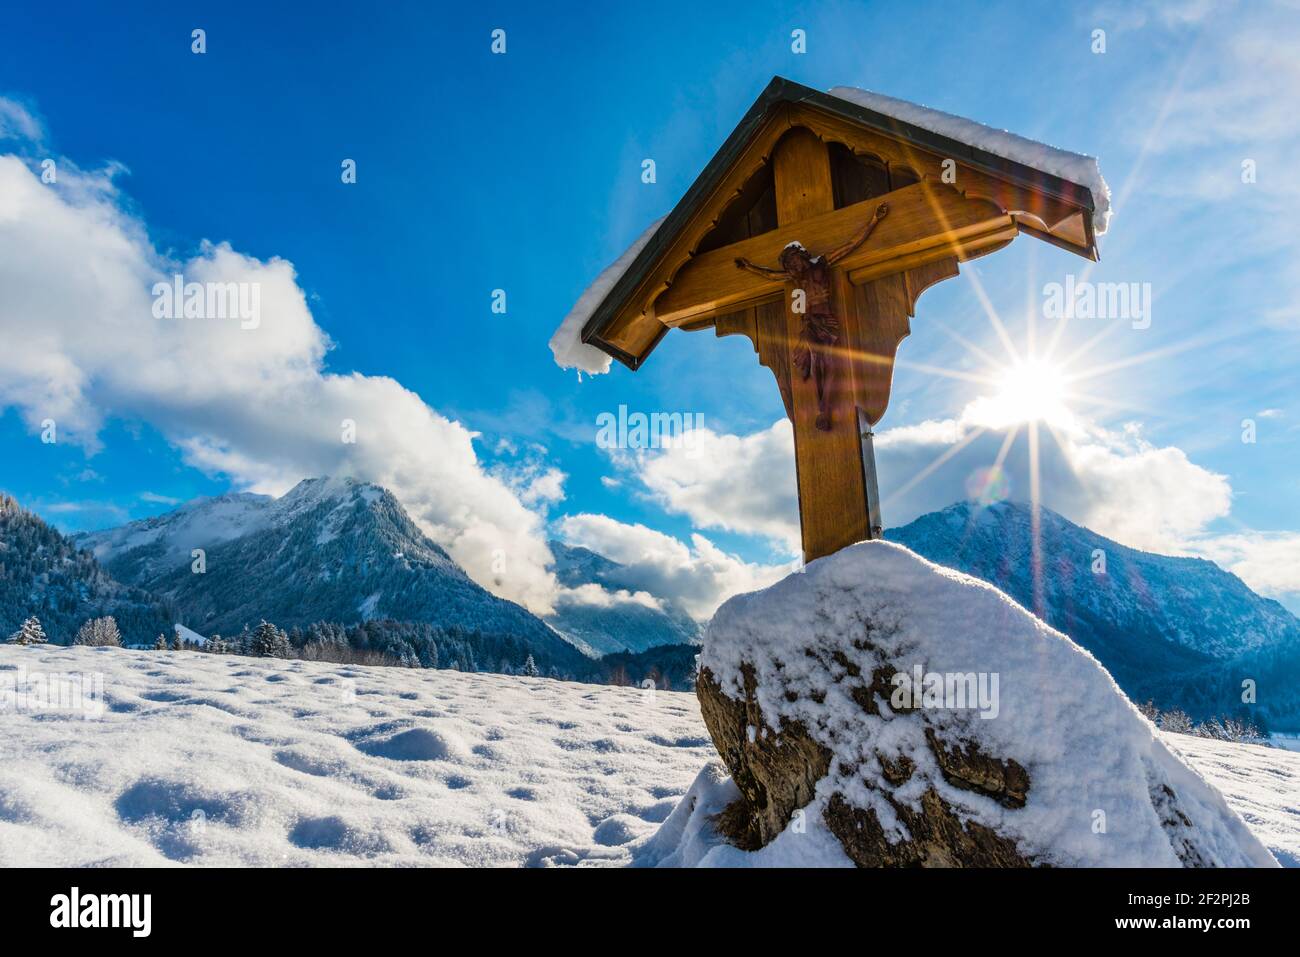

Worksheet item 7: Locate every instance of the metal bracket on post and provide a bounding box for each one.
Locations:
[857,409,884,539]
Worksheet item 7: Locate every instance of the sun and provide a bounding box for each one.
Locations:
[974,357,1074,428]
[996,358,1070,420]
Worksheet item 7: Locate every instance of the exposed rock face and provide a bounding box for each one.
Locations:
[690,540,1277,868]
[697,665,830,851]
[698,666,1034,866]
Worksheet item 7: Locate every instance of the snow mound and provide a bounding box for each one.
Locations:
[651,540,1275,867]
[358,727,468,762]
[0,646,714,866]
[1164,734,1300,868]
[634,762,854,868]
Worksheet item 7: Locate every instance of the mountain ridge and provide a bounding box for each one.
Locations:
[890,499,1300,729]
[77,478,553,641]
[545,539,701,655]
[30,484,1300,728]
[76,479,702,658]
[0,494,173,645]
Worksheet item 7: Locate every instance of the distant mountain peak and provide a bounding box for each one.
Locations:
[544,538,701,655]
[277,475,386,506]
[890,499,1300,728]
[71,476,590,663]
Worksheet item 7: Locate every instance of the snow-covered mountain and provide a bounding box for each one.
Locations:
[77,479,703,662]
[76,478,586,669]
[889,501,1300,728]
[64,488,1300,728]
[75,490,275,586]
[544,540,700,655]
[0,494,173,645]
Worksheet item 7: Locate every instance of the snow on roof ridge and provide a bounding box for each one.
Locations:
[827,86,1110,234]
[549,217,666,377]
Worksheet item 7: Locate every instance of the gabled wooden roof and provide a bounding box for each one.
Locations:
[580,76,1103,371]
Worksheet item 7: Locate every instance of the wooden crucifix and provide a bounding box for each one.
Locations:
[573,78,1102,565]
[734,200,890,432]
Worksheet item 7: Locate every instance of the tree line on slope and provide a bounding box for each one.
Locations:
[4,613,701,691]
[0,494,174,645]
[1135,699,1271,747]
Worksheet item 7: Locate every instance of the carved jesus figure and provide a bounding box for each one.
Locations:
[734,202,889,431]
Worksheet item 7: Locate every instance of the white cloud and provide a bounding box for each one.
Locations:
[629,420,800,552]
[555,513,789,620]
[552,582,664,612]
[1107,2,1300,326]
[33,499,129,528]
[0,97,43,144]
[618,401,1234,557]
[139,491,182,506]
[512,465,567,509]
[876,404,1234,554]
[1189,532,1300,612]
[1094,0,1228,32]
[611,397,1300,610]
[0,143,562,614]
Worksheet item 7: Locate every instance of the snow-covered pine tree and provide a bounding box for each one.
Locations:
[522,654,540,677]
[1222,716,1266,745]
[74,616,122,647]
[7,616,47,645]
[153,634,169,650]
[1159,708,1194,734]
[247,620,291,658]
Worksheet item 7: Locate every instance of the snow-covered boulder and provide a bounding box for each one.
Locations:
[669,541,1276,867]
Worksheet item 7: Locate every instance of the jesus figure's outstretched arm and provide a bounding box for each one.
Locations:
[824,202,889,265]
[733,257,789,280]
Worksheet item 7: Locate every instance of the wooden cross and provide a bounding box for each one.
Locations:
[576,79,1099,565]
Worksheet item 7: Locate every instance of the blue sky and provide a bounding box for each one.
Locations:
[2,0,1299,615]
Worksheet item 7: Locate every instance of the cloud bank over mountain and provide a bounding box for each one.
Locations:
[608,399,1300,612]
[0,102,563,613]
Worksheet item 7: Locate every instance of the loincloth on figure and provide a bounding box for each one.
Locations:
[794,311,841,431]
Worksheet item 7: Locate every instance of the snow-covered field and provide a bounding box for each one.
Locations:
[1162,734,1300,868]
[1,645,1296,867]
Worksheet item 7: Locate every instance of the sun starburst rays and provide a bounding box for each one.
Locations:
[870,257,1211,625]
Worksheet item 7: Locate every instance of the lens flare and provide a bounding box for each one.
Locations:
[965,465,1011,505]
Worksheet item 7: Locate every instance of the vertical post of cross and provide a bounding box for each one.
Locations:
[770,128,879,564]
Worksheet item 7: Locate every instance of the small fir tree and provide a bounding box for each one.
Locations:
[8,616,47,645]
[247,621,291,658]
[74,616,122,647]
